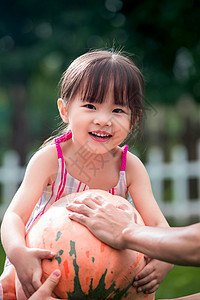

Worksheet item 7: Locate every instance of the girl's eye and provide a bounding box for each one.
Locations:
[113,108,124,113]
[85,104,96,110]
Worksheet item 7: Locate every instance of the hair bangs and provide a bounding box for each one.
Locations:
[80,60,114,104]
[80,59,130,109]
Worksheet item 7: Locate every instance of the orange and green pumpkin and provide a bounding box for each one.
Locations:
[17,190,155,299]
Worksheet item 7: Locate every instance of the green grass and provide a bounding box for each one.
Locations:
[0,239,5,275]
[155,265,200,299]
[1,238,200,299]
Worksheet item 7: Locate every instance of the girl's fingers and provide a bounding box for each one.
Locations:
[23,283,35,298]
[134,263,154,281]
[32,268,42,290]
[141,282,159,294]
[134,274,153,288]
[144,284,160,294]
[34,249,55,260]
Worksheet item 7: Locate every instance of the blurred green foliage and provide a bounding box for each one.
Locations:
[0,0,200,163]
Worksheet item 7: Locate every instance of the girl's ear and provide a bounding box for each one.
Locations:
[57,98,69,123]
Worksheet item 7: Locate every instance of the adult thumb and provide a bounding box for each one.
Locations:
[42,269,61,295]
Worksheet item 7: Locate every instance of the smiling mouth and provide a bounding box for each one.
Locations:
[89,131,112,140]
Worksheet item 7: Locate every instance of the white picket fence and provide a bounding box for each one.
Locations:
[146,141,200,221]
[0,141,200,222]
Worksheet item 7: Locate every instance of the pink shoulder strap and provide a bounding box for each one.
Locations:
[120,145,129,171]
[54,131,72,159]
[54,131,72,202]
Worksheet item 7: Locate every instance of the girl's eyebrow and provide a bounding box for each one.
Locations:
[114,102,129,108]
[81,92,129,107]
[117,103,127,106]
[81,95,96,102]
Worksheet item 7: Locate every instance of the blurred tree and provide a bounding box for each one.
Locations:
[0,0,199,162]
[122,0,200,104]
[0,0,118,162]
[121,0,200,159]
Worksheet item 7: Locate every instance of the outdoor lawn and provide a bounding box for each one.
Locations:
[156,265,200,299]
[0,238,199,299]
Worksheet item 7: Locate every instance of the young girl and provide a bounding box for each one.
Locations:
[1,49,173,298]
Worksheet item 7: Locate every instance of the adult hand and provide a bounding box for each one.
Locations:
[29,269,64,300]
[66,192,136,249]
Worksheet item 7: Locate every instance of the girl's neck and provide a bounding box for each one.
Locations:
[68,138,118,164]
[63,139,121,188]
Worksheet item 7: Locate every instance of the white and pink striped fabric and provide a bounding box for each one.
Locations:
[25,131,130,233]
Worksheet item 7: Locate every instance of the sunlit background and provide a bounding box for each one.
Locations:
[0,0,200,298]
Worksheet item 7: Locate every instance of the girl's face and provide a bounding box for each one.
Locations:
[58,91,131,154]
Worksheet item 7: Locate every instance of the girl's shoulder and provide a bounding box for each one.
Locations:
[31,143,58,164]
[126,150,144,168]
[26,144,59,184]
[125,150,150,187]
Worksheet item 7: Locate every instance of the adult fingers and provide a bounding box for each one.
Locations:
[29,270,63,300]
[73,192,105,207]
[67,193,105,214]
[67,202,92,217]
[115,202,130,211]
[41,269,61,295]
[68,211,89,226]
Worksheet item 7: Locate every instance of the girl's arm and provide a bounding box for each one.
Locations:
[126,152,173,294]
[126,152,168,228]
[1,145,58,298]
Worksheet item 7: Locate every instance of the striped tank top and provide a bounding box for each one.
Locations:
[26,131,131,233]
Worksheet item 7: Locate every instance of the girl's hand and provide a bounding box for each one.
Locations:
[14,246,55,298]
[133,258,173,294]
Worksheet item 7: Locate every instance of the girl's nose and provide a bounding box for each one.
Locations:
[93,114,112,127]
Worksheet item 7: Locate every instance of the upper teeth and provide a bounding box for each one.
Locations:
[92,132,110,137]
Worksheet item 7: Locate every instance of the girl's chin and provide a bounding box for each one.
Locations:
[72,134,118,154]
[83,142,113,155]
